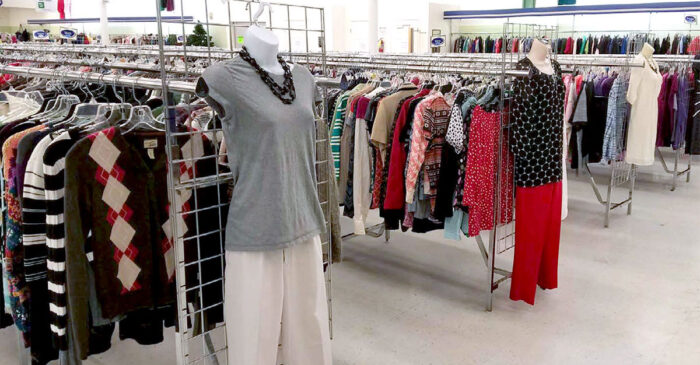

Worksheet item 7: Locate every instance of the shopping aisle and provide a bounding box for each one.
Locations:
[330,153,700,365]
[0,155,697,364]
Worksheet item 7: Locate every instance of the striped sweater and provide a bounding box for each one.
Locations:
[329,92,350,179]
[41,130,77,350]
[21,132,58,363]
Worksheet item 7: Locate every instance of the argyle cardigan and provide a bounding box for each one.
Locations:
[64,127,225,359]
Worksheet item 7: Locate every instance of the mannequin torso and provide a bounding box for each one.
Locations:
[527,38,554,75]
[244,25,293,75]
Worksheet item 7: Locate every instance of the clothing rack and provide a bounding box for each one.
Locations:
[1,1,334,363]
[326,23,561,311]
[445,7,699,200]
[0,64,197,92]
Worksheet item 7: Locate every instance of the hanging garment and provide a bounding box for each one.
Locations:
[383,90,429,215]
[659,72,679,147]
[461,106,513,236]
[564,37,573,54]
[224,236,332,365]
[404,95,451,209]
[353,96,374,234]
[656,73,670,147]
[602,75,630,162]
[688,85,700,154]
[370,84,419,162]
[3,124,45,345]
[510,181,563,305]
[330,91,350,179]
[672,73,692,149]
[64,128,223,359]
[626,55,664,165]
[41,130,81,351]
[562,76,576,220]
[583,74,616,163]
[22,132,59,364]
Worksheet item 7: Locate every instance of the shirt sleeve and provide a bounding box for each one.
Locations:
[510,77,530,158]
[22,143,48,283]
[405,103,430,203]
[626,64,642,105]
[64,143,94,360]
[446,104,464,153]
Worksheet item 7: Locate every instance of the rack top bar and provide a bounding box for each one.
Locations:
[27,16,194,25]
[445,1,700,19]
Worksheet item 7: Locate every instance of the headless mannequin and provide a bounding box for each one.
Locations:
[195,22,294,114]
[640,42,659,72]
[243,25,294,75]
[527,38,554,75]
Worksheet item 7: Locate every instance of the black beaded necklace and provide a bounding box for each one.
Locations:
[239,46,296,104]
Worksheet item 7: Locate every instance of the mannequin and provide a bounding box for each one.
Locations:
[527,38,554,75]
[196,3,332,364]
[195,3,294,112]
[243,24,293,75]
[640,42,659,72]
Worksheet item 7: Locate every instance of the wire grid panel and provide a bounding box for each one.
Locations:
[494,23,559,254]
[155,1,330,364]
[605,31,646,188]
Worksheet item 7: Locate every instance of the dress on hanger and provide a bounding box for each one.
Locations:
[626,54,664,165]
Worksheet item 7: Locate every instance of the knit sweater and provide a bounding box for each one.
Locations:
[64,127,225,359]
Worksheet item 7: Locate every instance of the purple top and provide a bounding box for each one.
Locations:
[672,73,692,149]
[657,73,669,147]
[601,74,617,97]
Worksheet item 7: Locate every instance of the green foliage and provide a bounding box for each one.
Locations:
[166,34,178,45]
[187,23,214,47]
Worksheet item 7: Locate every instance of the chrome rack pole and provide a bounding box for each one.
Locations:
[155,3,188,365]
[655,147,691,191]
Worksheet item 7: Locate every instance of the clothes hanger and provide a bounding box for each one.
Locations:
[120,105,164,134]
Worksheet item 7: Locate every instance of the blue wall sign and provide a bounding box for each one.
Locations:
[33,30,49,40]
[60,28,77,40]
[431,36,446,47]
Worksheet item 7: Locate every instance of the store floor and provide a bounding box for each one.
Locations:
[1,150,698,365]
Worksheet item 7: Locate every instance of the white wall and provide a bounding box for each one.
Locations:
[1,0,37,8]
[2,0,700,51]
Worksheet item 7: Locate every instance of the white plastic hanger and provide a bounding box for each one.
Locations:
[252,2,271,26]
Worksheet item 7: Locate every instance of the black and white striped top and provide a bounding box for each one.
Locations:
[22,133,53,284]
[41,131,77,350]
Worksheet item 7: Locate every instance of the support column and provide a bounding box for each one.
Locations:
[99,0,110,44]
[368,0,378,53]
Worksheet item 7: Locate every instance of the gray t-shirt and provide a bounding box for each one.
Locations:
[202,57,325,251]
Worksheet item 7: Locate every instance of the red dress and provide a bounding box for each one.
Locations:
[462,106,514,237]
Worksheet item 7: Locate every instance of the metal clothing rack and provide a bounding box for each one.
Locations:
[1,1,332,364]
[656,147,692,191]
[330,23,560,311]
[153,1,331,364]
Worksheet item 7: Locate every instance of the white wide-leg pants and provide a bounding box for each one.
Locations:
[224,235,332,365]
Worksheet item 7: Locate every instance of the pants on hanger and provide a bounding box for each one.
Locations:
[510,182,562,305]
[224,235,332,365]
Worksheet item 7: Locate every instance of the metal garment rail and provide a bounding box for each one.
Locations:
[0,64,197,92]
[656,147,692,191]
[0,54,196,74]
[0,43,326,60]
[334,23,560,312]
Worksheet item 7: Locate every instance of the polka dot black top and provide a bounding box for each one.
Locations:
[510,57,565,188]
